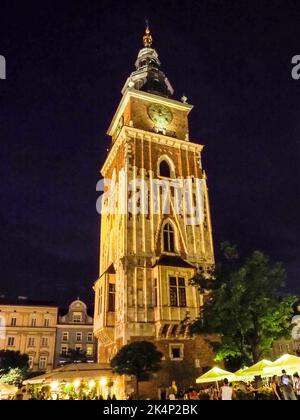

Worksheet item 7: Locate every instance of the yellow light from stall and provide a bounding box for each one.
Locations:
[89,380,96,389]
[74,379,80,389]
[100,377,107,387]
[50,381,59,391]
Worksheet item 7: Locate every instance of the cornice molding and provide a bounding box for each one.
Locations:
[101,127,204,176]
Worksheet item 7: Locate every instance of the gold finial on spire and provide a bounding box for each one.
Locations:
[143,20,153,48]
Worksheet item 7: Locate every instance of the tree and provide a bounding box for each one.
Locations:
[0,367,27,386]
[191,243,297,368]
[0,350,29,374]
[110,341,163,399]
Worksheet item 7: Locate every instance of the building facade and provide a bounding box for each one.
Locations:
[54,299,96,367]
[94,27,216,398]
[0,298,58,372]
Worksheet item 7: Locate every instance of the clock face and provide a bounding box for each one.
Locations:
[148,104,173,127]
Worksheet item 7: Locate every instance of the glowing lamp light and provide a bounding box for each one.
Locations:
[73,379,81,389]
[50,381,59,391]
[100,377,107,387]
[89,380,96,389]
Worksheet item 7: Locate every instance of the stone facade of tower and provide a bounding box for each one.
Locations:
[94,29,216,399]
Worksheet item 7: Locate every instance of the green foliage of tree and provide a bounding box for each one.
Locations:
[191,243,297,368]
[63,349,87,364]
[110,341,163,399]
[0,367,27,386]
[0,350,29,374]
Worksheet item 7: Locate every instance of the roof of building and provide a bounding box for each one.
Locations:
[122,25,174,98]
[0,298,57,308]
[153,255,195,268]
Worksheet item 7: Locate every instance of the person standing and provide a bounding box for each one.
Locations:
[293,373,300,400]
[168,388,176,400]
[271,376,282,400]
[280,370,297,400]
[220,378,233,401]
[170,381,177,396]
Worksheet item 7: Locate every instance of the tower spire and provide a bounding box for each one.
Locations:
[121,23,174,97]
[143,20,153,48]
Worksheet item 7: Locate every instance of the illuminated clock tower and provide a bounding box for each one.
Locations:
[94,26,216,399]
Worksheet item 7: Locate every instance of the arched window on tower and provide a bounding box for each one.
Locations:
[163,223,175,253]
[159,160,171,178]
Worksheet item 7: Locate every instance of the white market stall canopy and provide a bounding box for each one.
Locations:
[263,354,300,376]
[196,367,237,384]
[23,363,114,385]
[235,360,273,380]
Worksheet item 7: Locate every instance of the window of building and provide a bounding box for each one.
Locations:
[159,160,171,178]
[75,345,82,352]
[169,276,186,307]
[39,356,47,370]
[161,324,170,338]
[44,319,50,327]
[28,356,34,370]
[170,324,178,337]
[62,332,69,342]
[86,346,93,357]
[73,312,82,323]
[61,345,68,356]
[177,322,186,337]
[163,223,175,253]
[169,344,184,360]
[87,332,93,343]
[10,317,17,327]
[41,337,48,347]
[7,337,15,347]
[108,284,116,312]
[31,318,37,327]
[28,337,35,347]
[195,359,201,368]
[76,332,82,342]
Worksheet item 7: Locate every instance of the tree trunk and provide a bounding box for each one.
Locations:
[251,344,260,363]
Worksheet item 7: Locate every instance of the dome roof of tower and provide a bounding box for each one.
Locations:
[122,26,174,98]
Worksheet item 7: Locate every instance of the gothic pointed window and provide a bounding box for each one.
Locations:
[108,283,116,312]
[159,160,171,178]
[163,223,175,253]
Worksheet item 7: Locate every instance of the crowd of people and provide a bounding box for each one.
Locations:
[3,371,300,400]
[161,372,300,401]
[271,371,300,400]
[12,388,118,400]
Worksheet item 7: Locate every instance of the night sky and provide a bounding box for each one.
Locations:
[0,0,299,306]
